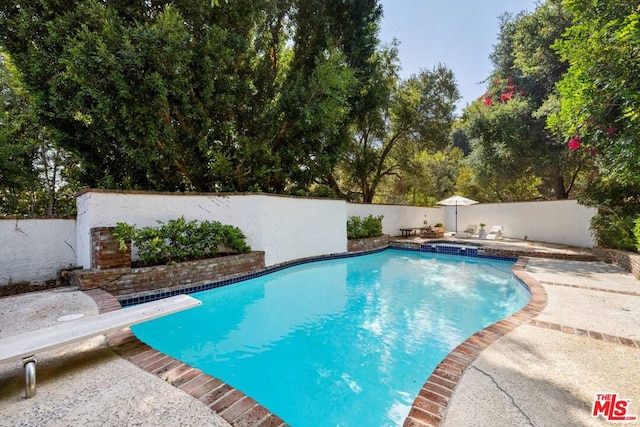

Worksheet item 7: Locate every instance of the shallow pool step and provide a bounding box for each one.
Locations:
[420,244,480,257]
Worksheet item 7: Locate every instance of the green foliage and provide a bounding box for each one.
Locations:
[462,97,546,202]
[549,0,640,249]
[589,213,636,252]
[551,0,640,183]
[0,0,385,195]
[335,63,460,204]
[379,148,463,206]
[577,177,640,251]
[112,217,251,266]
[463,1,588,201]
[346,215,383,239]
[0,50,82,215]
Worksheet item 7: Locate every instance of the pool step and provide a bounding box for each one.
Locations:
[420,243,481,257]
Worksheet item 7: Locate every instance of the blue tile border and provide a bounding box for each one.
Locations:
[120,247,389,307]
[417,243,518,262]
[120,245,520,307]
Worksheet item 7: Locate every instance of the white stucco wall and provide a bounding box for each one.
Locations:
[0,218,76,284]
[76,192,265,268]
[447,199,596,248]
[75,191,346,268]
[259,196,346,265]
[3,193,598,285]
[346,203,444,236]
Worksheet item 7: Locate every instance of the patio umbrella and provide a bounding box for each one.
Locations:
[437,195,479,233]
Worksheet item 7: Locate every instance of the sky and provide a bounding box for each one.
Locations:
[378,0,539,113]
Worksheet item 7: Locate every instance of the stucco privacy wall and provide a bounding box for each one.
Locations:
[0,218,76,283]
[346,203,444,236]
[258,195,346,265]
[75,191,346,268]
[447,199,596,247]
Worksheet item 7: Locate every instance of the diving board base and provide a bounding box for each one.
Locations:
[0,294,201,398]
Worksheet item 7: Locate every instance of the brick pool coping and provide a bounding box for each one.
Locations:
[402,257,547,426]
[402,258,640,427]
[83,251,640,427]
[85,288,287,427]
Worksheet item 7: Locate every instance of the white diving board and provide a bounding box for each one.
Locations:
[0,294,201,398]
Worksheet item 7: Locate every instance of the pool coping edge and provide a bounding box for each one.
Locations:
[84,250,556,427]
[401,257,548,426]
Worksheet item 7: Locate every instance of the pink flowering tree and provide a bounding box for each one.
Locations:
[460,1,591,202]
[549,0,640,250]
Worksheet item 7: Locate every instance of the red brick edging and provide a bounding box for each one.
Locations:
[84,288,288,427]
[402,258,548,427]
[528,319,640,348]
[85,255,637,427]
[539,280,640,296]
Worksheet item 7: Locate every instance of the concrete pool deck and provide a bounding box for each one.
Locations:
[1,244,639,426]
[406,255,640,427]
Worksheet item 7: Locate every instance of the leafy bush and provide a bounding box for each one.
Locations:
[578,180,640,251]
[112,217,251,266]
[589,212,637,252]
[347,215,383,239]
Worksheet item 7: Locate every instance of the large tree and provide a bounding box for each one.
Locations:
[0,51,38,211]
[0,0,384,193]
[0,50,80,215]
[462,0,589,201]
[550,0,640,250]
[260,0,383,193]
[332,63,459,203]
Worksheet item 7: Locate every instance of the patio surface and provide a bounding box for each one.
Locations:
[1,240,639,426]
[440,257,640,427]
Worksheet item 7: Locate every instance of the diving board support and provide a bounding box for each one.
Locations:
[23,356,36,398]
[0,294,201,398]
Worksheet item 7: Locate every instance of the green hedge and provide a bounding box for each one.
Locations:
[112,217,251,266]
[347,215,383,239]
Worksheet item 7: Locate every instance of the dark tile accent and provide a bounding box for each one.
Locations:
[119,247,389,307]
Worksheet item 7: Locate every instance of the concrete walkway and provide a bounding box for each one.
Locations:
[0,288,231,427]
[443,258,640,427]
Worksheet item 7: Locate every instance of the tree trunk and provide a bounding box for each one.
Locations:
[551,170,569,199]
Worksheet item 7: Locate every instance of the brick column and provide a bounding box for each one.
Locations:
[91,227,131,269]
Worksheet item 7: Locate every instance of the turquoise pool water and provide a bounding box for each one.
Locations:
[131,249,530,426]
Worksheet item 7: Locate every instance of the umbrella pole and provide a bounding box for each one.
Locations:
[455,202,458,233]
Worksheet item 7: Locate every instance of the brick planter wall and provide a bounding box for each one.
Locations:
[347,235,389,252]
[91,227,131,269]
[69,251,265,300]
[593,247,640,279]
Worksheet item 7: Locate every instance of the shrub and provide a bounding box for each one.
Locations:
[589,212,636,251]
[347,215,383,239]
[112,217,251,266]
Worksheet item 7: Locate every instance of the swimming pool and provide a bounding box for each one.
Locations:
[131,249,530,426]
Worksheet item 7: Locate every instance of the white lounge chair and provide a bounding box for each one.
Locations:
[485,225,503,240]
[455,224,477,238]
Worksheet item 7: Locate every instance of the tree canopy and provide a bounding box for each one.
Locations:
[461,0,589,202]
[549,0,640,250]
[1,0,639,253]
[0,0,384,194]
